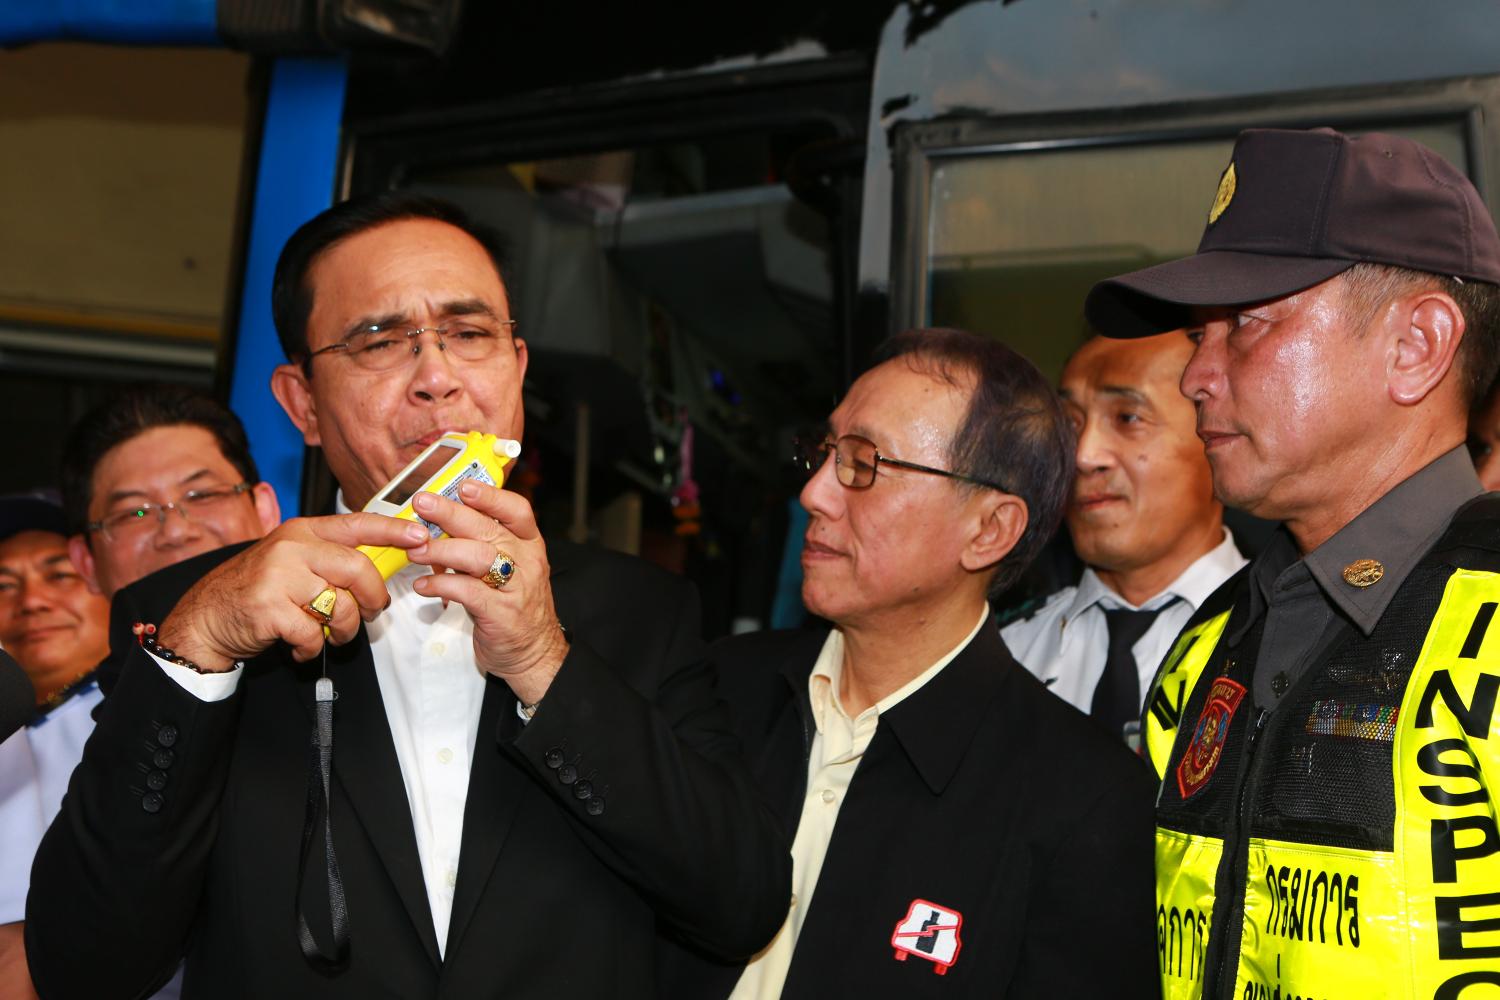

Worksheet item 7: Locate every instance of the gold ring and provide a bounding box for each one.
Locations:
[305,586,337,625]
[482,551,517,589]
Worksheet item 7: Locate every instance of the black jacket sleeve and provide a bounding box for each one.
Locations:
[1008,756,1160,998]
[27,643,242,999]
[508,575,792,960]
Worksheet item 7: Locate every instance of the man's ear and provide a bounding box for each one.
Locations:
[67,534,103,596]
[270,363,321,445]
[249,482,282,534]
[960,492,1029,575]
[513,336,529,382]
[1388,290,1465,407]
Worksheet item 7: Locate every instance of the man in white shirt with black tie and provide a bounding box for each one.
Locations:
[1002,330,1245,745]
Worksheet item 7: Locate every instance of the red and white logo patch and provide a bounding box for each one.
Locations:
[1176,676,1247,798]
[891,898,963,974]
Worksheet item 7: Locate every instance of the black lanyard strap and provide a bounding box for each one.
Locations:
[296,666,349,965]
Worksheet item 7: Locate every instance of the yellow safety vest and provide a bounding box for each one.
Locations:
[1145,569,1500,1000]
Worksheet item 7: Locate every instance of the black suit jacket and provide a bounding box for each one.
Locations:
[674,623,1160,999]
[27,540,790,999]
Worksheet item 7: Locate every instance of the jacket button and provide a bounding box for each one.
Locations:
[572,780,593,800]
[558,764,578,785]
[156,724,179,747]
[146,770,168,791]
[153,748,175,770]
[544,748,564,769]
[586,797,605,816]
[1271,672,1290,696]
[141,791,164,814]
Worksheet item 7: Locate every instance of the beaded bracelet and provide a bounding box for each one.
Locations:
[132,622,213,674]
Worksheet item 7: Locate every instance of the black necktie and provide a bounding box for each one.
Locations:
[1091,604,1173,738]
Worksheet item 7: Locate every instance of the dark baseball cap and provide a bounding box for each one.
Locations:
[1085,127,1500,338]
[0,490,66,544]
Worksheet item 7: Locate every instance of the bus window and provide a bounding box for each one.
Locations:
[912,119,1471,383]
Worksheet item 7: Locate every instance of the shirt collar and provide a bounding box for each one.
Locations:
[1302,446,1481,634]
[807,606,989,745]
[1242,446,1482,638]
[1062,527,1246,629]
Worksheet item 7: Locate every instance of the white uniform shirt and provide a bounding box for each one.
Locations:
[0,683,103,923]
[155,502,490,958]
[1001,529,1246,715]
[729,608,988,1000]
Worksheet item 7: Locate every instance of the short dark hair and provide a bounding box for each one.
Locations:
[1340,262,1500,408]
[271,191,511,363]
[61,385,260,535]
[869,327,1075,598]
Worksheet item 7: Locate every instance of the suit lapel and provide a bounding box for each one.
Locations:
[443,545,588,962]
[321,632,443,966]
[443,676,528,959]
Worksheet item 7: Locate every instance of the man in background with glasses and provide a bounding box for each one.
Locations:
[678,328,1157,999]
[63,384,281,605]
[27,193,788,1000]
[1,387,278,1000]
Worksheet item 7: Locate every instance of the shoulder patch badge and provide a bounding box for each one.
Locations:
[891,899,963,974]
[1176,676,1246,798]
[1208,161,1237,224]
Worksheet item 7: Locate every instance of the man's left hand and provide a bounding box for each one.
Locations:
[406,482,569,706]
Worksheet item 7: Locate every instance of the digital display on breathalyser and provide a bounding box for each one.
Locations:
[383,445,458,507]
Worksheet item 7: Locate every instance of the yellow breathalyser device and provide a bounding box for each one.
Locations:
[356,430,522,580]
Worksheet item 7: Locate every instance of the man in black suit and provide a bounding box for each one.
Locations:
[690,328,1158,998]
[26,193,789,999]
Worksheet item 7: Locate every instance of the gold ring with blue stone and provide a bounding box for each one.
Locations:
[482,551,517,589]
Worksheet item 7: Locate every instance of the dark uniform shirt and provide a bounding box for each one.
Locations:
[1231,446,1484,709]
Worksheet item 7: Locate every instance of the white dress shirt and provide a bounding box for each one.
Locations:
[729,607,988,1000]
[153,500,491,958]
[1001,528,1246,716]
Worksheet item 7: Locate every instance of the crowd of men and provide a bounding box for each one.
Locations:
[0,124,1497,999]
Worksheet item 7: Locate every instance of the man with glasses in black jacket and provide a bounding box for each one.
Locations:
[677,327,1158,999]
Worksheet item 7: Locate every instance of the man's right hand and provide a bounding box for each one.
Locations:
[155,514,430,672]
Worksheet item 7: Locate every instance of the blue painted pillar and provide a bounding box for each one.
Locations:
[229,58,348,516]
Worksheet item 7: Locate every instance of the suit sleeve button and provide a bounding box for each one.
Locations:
[141,792,165,814]
[544,748,564,769]
[586,797,605,816]
[155,724,179,747]
[146,770,168,791]
[572,780,593,800]
[152,748,175,770]
[558,764,578,785]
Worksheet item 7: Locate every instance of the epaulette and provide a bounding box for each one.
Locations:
[1431,492,1500,558]
[29,673,98,728]
[991,594,1047,630]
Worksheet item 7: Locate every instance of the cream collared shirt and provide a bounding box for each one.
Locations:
[728,607,989,1000]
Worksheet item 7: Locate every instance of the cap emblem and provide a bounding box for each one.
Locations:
[1342,559,1385,588]
[1208,162,1237,224]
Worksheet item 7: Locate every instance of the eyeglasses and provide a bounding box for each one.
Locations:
[304,320,519,373]
[793,434,1010,492]
[87,483,253,540]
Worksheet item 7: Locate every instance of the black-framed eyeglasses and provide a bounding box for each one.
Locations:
[304,320,519,373]
[793,434,1010,492]
[86,483,254,540]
